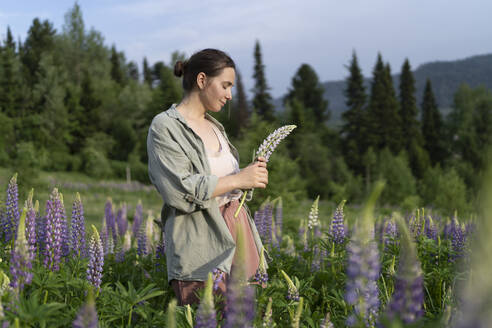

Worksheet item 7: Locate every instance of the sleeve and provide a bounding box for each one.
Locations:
[147,124,218,214]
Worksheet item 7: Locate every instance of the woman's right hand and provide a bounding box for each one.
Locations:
[236,157,268,189]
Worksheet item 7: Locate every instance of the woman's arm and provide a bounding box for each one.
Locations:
[211,157,268,197]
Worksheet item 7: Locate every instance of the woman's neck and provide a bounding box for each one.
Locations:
[176,92,207,122]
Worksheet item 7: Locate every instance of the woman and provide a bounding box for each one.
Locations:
[147,48,268,306]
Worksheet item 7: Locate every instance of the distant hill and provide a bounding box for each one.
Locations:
[274,53,492,127]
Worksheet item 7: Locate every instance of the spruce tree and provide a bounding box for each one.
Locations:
[421,79,444,165]
[127,61,139,81]
[234,70,250,135]
[143,57,152,86]
[5,27,15,52]
[341,51,367,174]
[110,45,124,85]
[0,30,23,118]
[252,40,275,122]
[399,59,428,177]
[285,63,329,124]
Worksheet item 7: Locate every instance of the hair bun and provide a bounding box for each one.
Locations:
[174,61,185,77]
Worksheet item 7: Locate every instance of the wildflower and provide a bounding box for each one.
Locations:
[43,188,64,272]
[4,173,20,243]
[87,225,104,289]
[253,248,268,284]
[383,218,397,249]
[25,190,37,261]
[212,268,225,292]
[307,196,320,230]
[425,216,438,242]
[137,222,148,256]
[330,200,346,244]
[386,215,424,324]
[451,217,466,259]
[262,298,275,327]
[262,203,273,246]
[10,208,33,291]
[116,203,128,238]
[320,312,334,328]
[281,270,300,301]
[73,288,98,328]
[132,200,143,238]
[59,193,71,259]
[275,197,283,244]
[195,272,217,328]
[70,193,86,257]
[105,198,117,243]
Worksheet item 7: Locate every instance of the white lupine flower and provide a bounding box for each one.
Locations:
[256,125,296,162]
[307,196,320,230]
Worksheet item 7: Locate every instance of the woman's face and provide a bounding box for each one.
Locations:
[199,67,235,112]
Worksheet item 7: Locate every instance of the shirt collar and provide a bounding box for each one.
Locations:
[167,103,226,133]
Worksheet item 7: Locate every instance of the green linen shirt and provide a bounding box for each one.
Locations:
[147,104,263,282]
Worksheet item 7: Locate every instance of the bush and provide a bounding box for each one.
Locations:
[81,146,113,179]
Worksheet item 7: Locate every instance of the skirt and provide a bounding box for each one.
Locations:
[171,199,261,306]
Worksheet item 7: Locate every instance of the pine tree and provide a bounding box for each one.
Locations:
[366,54,402,152]
[5,26,15,52]
[421,79,444,165]
[0,29,23,118]
[341,51,367,174]
[127,61,139,81]
[252,40,275,122]
[110,45,124,85]
[143,57,152,86]
[234,70,249,135]
[284,63,329,128]
[399,59,428,177]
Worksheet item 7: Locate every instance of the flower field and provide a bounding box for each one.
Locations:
[0,174,484,327]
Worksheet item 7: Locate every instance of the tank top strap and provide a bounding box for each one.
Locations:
[210,123,229,153]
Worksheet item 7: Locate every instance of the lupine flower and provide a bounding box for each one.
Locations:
[254,207,265,240]
[116,230,132,263]
[386,215,424,324]
[155,232,165,259]
[234,125,297,218]
[345,182,383,327]
[36,207,46,257]
[320,312,334,328]
[105,198,117,244]
[59,194,70,259]
[451,217,466,259]
[10,208,33,291]
[408,209,423,238]
[4,173,20,243]
[73,288,98,328]
[224,224,255,328]
[194,272,217,328]
[132,200,143,238]
[311,244,321,272]
[145,212,156,252]
[137,222,148,256]
[256,125,297,162]
[291,297,304,328]
[116,203,128,238]
[330,200,346,244]
[87,225,104,289]
[253,248,268,284]
[383,218,397,249]
[281,270,300,301]
[284,235,296,256]
[212,268,225,292]
[70,193,86,257]
[307,196,320,230]
[25,190,37,261]
[43,188,64,272]
[275,197,283,244]
[100,218,108,255]
[262,298,275,327]
[425,216,438,242]
[263,203,273,246]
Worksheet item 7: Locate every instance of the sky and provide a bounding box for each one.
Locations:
[1,0,492,98]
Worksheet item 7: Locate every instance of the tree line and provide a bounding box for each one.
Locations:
[1,4,491,215]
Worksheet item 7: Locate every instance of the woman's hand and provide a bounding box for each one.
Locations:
[236,156,268,189]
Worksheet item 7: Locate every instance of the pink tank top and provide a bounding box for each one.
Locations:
[205,124,243,207]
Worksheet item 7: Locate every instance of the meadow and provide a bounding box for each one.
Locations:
[0,170,477,327]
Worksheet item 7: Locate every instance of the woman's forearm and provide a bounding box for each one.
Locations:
[212,175,240,198]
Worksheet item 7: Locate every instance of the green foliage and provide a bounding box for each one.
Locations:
[252,40,275,122]
[422,79,446,165]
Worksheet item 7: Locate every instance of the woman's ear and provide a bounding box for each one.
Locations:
[196,72,207,90]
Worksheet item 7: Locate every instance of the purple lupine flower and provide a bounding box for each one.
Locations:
[451,218,466,259]
[465,221,476,237]
[132,201,143,238]
[345,229,380,327]
[263,204,273,246]
[10,208,33,291]
[137,223,148,256]
[212,268,225,292]
[281,270,300,301]
[116,203,128,238]
[408,212,423,238]
[104,198,117,244]
[59,194,70,259]
[311,244,321,272]
[73,290,98,328]
[43,188,64,272]
[36,213,46,258]
[86,225,104,289]
[4,174,20,243]
[425,216,438,242]
[25,190,37,261]
[330,200,346,244]
[386,215,424,324]
[275,197,283,244]
[254,208,265,240]
[224,271,256,328]
[70,193,86,257]
[253,248,268,284]
[383,219,397,249]
[155,232,165,259]
[195,273,217,328]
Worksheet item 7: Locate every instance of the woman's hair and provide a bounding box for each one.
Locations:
[174,48,235,92]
